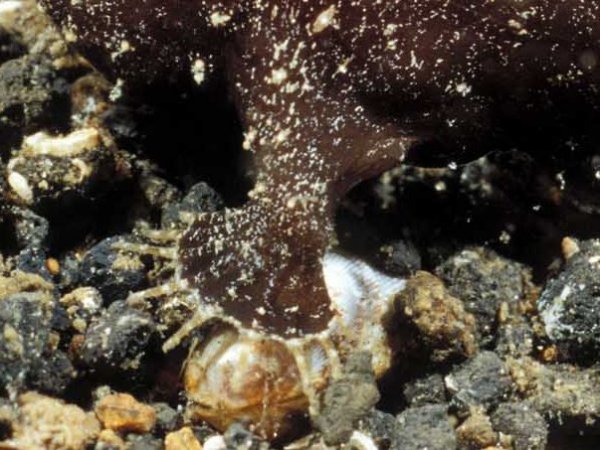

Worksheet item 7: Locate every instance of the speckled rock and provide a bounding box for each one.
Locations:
[6,207,51,279]
[223,422,269,450]
[494,320,535,358]
[27,349,74,395]
[508,356,600,430]
[377,239,422,277]
[490,402,547,450]
[357,410,403,450]
[79,236,148,304]
[396,404,457,450]
[445,351,512,415]
[0,55,68,156]
[76,300,156,373]
[403,374,447,407]
[161,181,224,229]
[314,352,380,445]
[5,128,131,211]
[0,277,73,395]
[126,434,163,450]
[537,238,600,362]
[152,402,180,434]
[436,247,533,346]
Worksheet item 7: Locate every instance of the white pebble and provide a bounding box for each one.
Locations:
[8,171,33,204]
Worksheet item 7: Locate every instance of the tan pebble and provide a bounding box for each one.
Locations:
[45,258,60,275]
[394,271,478,360]
[95,393,156,433]
[561,236,580,260]
[456,409,497,449]
[0,392,100,450]
[97,429,126,449]
[542,345,558,362]
[165,427,203,450]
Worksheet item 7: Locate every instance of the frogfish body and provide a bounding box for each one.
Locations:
[40,0,600,338]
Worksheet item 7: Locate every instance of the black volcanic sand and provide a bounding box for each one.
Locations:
[1,2,600,449]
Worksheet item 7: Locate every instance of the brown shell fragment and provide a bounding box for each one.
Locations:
[184,326,311,438]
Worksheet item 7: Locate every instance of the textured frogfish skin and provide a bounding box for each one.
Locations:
[39,0,600,336]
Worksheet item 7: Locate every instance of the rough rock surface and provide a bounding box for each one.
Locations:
[538,238,600,362]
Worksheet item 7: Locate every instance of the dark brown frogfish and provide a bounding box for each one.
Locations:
[39,0,600,340]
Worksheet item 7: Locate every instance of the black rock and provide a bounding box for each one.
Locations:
[445,351,512,415]
[314,352,380,445]
[77,301,156,372]
[491,402,548,450]
[224,422,268,450]
[10,207,49,249]
[14,247,51,280]
[403,374,447,407]
[358,410,403,450]
[378,239,422,276]
[494,320,534,357]
[79,236,147,304]
[161,181,224,229]
[0,55,69,156]
[7,207,51,279]
[396,404,457,450]
[27,350,74,395]
[0,292,68,395]
[537,239,600,362]
[152,402,180,434]
[436,247,530,346]
[126,434,163,450]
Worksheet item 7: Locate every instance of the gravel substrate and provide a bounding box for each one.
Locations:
[1,2,600,449]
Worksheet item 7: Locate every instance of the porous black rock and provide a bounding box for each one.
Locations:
[126,434,163,450]
[378,239,422,277]
[491,402,548,450]
[152,402,180,434]
[445,351,512,415]
[0,55,69,156]
[77,301,156,373]
[396,404,457,450]
[224,422,268,450]
[0,292,72,396]
[314,352,380,445]
[403,374,447,407]
[436,247,531,346]
[79,237,147,304]
[27,350,74,395]
[358,410,403,450]
[537,239,600,362]
[161,181,224,229]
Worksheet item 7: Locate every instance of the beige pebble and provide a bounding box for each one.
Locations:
[95,393,156,433]
[1,392,100,450]
[165,427,203,450]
